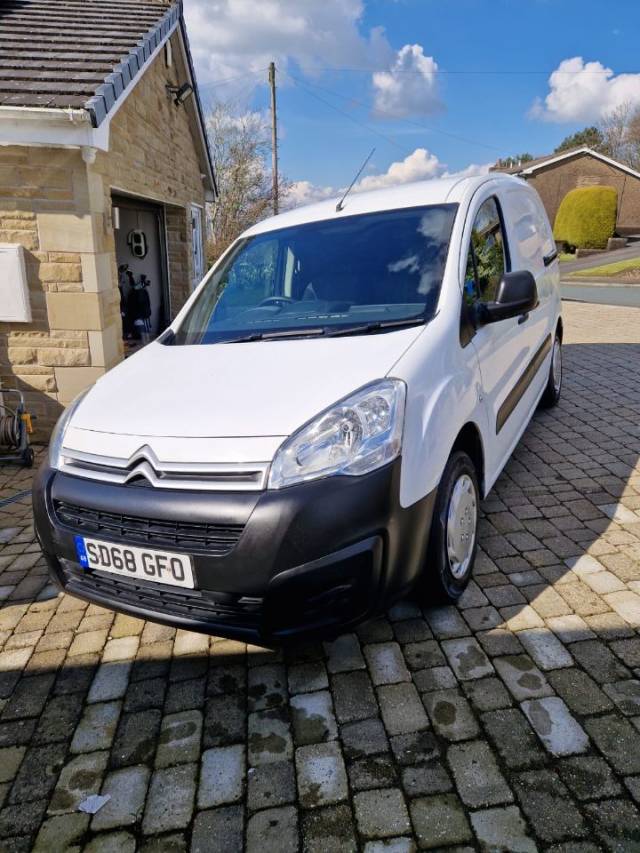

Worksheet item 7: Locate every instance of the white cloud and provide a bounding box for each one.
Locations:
[357,147,441,190]
[372,44,442,117]
[285,180,339,207]
[183,0,392,89]
[531,56,640,123]
[442,161,492,179]
[285,148,492,207]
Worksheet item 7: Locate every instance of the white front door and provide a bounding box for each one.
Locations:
[191,204,204,289]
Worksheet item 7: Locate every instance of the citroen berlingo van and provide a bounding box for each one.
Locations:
[34,173,562,643]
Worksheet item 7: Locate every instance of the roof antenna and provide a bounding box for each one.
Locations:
[336,147,376,212]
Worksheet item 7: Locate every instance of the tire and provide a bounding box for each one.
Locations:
[539,333,562,409]
[417,450,480,604]
[22,447,34,468]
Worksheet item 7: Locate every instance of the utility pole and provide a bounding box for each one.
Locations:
[268,61,279,215]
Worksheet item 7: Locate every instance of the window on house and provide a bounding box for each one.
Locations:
[191,205,204,288]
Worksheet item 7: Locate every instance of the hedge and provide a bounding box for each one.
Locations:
[553,185,617,249]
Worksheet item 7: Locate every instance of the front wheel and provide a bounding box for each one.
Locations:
[417,450,480,604]
[539,333,562,408]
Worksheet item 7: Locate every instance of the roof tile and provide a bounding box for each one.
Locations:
[0,0,179,124]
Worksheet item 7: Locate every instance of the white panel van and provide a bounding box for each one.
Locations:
[34,174,562,644]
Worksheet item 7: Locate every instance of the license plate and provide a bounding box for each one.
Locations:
[74,536,195,589]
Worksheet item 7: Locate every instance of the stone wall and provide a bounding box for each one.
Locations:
[0,147,119,438]
[165,203,192,314]
[0,30,208,440]
[526,153,640,235]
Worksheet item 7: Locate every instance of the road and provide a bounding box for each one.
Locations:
[560,242,640,274]
[561,281,640,308]
[559,243,640,307]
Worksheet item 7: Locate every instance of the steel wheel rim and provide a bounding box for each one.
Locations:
[446,473,477,580]
[552,338,562,394]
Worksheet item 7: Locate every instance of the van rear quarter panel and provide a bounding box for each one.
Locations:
[500,183,558,301]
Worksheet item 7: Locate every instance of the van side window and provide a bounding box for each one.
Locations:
[463,246,477,306]
[465,197,507,304]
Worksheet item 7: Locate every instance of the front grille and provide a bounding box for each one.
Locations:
[54,500,244,556]
[60,449,269,491]
[59,560,262,631]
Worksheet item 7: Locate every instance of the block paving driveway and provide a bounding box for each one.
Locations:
[0,301,639,852]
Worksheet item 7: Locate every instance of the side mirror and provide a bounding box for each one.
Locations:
[476,270,538,325]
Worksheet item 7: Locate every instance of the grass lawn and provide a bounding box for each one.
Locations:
[567,257,640,280]
[558,252,575,262]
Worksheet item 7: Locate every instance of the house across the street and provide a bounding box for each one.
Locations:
[0,0,215,438]
[492,146,640,238]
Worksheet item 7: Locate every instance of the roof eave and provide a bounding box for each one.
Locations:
[0,1,216,198]
[0,105,101,149]
[177,15,217,198]
[0,7,181,153]
[519,146,640,182]
[83,3,183,128]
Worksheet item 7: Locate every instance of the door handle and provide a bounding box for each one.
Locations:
[518,312,529,325]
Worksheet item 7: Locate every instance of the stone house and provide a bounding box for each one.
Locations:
[0,0,216,439]
[492,146,640,237]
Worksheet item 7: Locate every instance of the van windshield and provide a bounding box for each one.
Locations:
[170,204,458,344]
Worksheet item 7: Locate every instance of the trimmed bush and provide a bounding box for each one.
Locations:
[553,185,617,250]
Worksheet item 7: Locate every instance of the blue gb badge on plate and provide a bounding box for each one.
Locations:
[74,535,89,568]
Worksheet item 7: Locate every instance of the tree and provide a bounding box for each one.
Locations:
[628,108,640,149]
[554,126,603,153]
[205,103,288,264]
[552,106,640,170]
[494,153,534,169]
[599,103,640,170]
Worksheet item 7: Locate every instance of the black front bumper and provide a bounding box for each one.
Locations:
[33,458,436,644]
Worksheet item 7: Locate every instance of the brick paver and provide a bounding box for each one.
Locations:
[0,301,639,850]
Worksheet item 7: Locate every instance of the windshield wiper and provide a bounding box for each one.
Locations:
[326,317,426,337]
[221,327,326,343]
[218,318,424,344]
[261,327,326,340]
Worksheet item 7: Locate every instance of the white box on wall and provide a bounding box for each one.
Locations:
[0,244,31,323]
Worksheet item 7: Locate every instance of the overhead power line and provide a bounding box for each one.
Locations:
[199,65,511,159]
[198,66,640,88]
[198,68,270,90]
[312,66,640,76]
[286,72,502,154]
[283,71,413,156]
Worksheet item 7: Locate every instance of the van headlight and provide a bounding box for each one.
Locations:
[268,379,406,489]
[48,390,88,470]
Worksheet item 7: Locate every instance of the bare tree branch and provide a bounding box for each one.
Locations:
[598,102,640,171]
[205,102,290,264]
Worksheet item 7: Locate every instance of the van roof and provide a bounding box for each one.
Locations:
[246,173,523,236]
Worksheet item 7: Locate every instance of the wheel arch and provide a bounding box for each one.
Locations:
[451,421,486,498]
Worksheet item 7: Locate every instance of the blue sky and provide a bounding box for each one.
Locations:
[184,0,640,201]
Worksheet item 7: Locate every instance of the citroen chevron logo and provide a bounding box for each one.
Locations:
[123,445,162,484]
